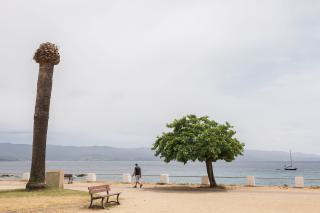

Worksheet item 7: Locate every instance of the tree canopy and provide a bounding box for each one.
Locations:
[152,114,245,187]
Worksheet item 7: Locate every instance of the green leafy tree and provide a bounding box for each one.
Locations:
[152,115,245,187]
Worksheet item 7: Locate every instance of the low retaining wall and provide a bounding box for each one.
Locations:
[0,172,317,188]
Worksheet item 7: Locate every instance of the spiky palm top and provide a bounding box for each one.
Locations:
[33,42,60,65]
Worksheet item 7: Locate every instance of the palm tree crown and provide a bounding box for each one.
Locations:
[33,42,60,65]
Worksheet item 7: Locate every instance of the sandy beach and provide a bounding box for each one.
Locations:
[1,180,320,213]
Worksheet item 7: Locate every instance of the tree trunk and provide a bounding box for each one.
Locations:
[26,63,54,190]
[206,159,217,188]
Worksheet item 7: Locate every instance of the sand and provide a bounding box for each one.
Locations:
[0,180,320,213]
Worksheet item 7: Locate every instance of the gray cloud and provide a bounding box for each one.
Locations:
[0,0,320,153]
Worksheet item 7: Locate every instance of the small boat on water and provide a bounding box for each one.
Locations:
[284,150,297,170]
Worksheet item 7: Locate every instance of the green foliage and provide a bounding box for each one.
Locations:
[152,115,245,164]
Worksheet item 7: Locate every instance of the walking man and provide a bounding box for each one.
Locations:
[132,163,143,188]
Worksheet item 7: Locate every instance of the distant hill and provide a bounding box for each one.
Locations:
[238,150,320,161]
[0,143,156,161]
[0,143,320,161]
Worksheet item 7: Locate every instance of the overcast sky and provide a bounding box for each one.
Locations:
[0,0,319,153]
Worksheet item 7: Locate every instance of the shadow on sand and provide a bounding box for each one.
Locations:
[141,184,233,194]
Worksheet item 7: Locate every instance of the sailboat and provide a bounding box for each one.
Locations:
[284,150,297,170]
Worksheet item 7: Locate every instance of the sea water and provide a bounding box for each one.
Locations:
[0,161,320,186]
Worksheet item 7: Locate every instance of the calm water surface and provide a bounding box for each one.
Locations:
[1,161,320,186]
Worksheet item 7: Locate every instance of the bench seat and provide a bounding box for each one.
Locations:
[64,174,73,184]
[94,192,121,198]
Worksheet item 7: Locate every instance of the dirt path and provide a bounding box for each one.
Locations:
[1,181,320,213]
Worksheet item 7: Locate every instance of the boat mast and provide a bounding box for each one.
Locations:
[289,150,293,167]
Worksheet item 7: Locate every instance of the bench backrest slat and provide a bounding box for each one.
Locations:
[88,185,110,194]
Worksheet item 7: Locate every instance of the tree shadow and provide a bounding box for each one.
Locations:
[142,184,232,194]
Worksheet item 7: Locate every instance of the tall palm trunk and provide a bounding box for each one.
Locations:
[26,43,60,190]
[206,159,217,188]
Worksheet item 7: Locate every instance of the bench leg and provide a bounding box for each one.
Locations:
[103,195,120,207]
[106,196,109,205]
[89,198,93,208]
[117,194,120,205]
[101,198,105,209]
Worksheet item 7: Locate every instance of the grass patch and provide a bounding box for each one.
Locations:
[0,188,87,198]
[0,189,88,212]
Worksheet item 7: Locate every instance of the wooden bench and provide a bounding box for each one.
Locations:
[88,185,121,209]
[64,174,74,184]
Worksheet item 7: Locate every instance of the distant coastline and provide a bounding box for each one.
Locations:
[0,143,320,162]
